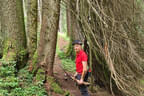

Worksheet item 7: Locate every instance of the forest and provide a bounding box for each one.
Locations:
[0,0,144,96]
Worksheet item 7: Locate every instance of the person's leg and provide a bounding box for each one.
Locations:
[76,73,90,96]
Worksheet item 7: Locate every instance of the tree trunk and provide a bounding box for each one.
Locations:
[66,0,83,59]
[37,0,60,77]
[27,0,38,71]
[0,1,3,58]
[66,0,80,40]
[1,0,27,67]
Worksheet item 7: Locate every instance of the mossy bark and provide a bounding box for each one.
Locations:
[1,0,27,68]
[0,2,3,58]
[65,39,75,60]
[66,0,83,58]
[37,0,60,77]
[27,0,38,71]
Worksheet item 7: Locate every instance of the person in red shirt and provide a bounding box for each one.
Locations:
[72,40,90,96]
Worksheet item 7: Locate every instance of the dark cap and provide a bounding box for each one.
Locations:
[72,40,82,45]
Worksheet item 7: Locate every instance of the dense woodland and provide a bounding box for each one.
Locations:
[0,0,144,96]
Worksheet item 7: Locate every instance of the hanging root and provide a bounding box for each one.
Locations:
[62,0,144,95]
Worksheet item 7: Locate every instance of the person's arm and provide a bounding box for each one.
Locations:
[81,61,88,80]
[78,61,88,84]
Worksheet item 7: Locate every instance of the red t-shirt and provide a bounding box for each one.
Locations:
[76,50,88,74]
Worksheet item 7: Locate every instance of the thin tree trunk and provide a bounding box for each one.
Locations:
[38,0,60,76]
[1,0,27,67]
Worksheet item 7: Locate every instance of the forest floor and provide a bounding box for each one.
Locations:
[51,35,112,96]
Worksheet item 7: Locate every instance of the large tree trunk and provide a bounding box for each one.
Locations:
[37,0,60,77]
[27,0,38,70]
[1,0,27,67]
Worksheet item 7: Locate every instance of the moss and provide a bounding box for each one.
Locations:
[47,76,64,94]
[35,69,45,82]
[19,49,27,57]
[31,51,38,73]
[51,83,64,94]
[2,41,10,60]
[32,51,38,65]
[140,79,144,85]
[17,48,27,62]
[57,50,75,72]
[65,40,75,60]
[64,90,71,96]
[2,41,16,61]
[2,40,27,62]
[5,51,16,61]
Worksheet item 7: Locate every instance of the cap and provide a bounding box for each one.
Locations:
[72,40,82,45]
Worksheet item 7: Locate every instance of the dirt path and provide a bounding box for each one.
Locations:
[54,55,82,96]
[54,36,81,96]
[53,35,112,96]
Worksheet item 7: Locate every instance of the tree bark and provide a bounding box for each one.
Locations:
[1,0,27,67]
[27,0,38,70]
[66,0,80,40]
[38,0,60,76]
[0,1,3,58]
[66,0,83,59]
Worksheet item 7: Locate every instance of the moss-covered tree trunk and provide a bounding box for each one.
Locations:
[66,0,80,40]
[0,1,3,58]
[66,0,82,59]
[37,0,60,77]
[1,0,27,67]
[27,0,38,71]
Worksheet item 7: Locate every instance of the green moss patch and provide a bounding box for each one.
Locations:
[47,76,64,94]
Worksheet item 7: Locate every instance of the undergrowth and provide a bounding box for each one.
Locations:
[56,47,75,72]
[0,60,47,96]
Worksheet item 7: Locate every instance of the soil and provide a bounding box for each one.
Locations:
[49,36,112,96]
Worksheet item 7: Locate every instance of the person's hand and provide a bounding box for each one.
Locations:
[77,79,84,85]
[73,72,78,78]
[71,76,75,80]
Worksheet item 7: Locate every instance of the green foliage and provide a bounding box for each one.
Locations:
[58,32,70,41]
[0,60,19,95]
[0,60,47,96]
[65,40,76,60]
[31,51,38,74]
[10,83,47,96]
[18,49,27,59]
[51,83,64,94]
[35,69,45,82]
[64,90,71,96]
[57,49,75,72]
[32,51,38,64]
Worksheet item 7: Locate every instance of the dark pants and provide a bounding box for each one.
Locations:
[76,72,90,96]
